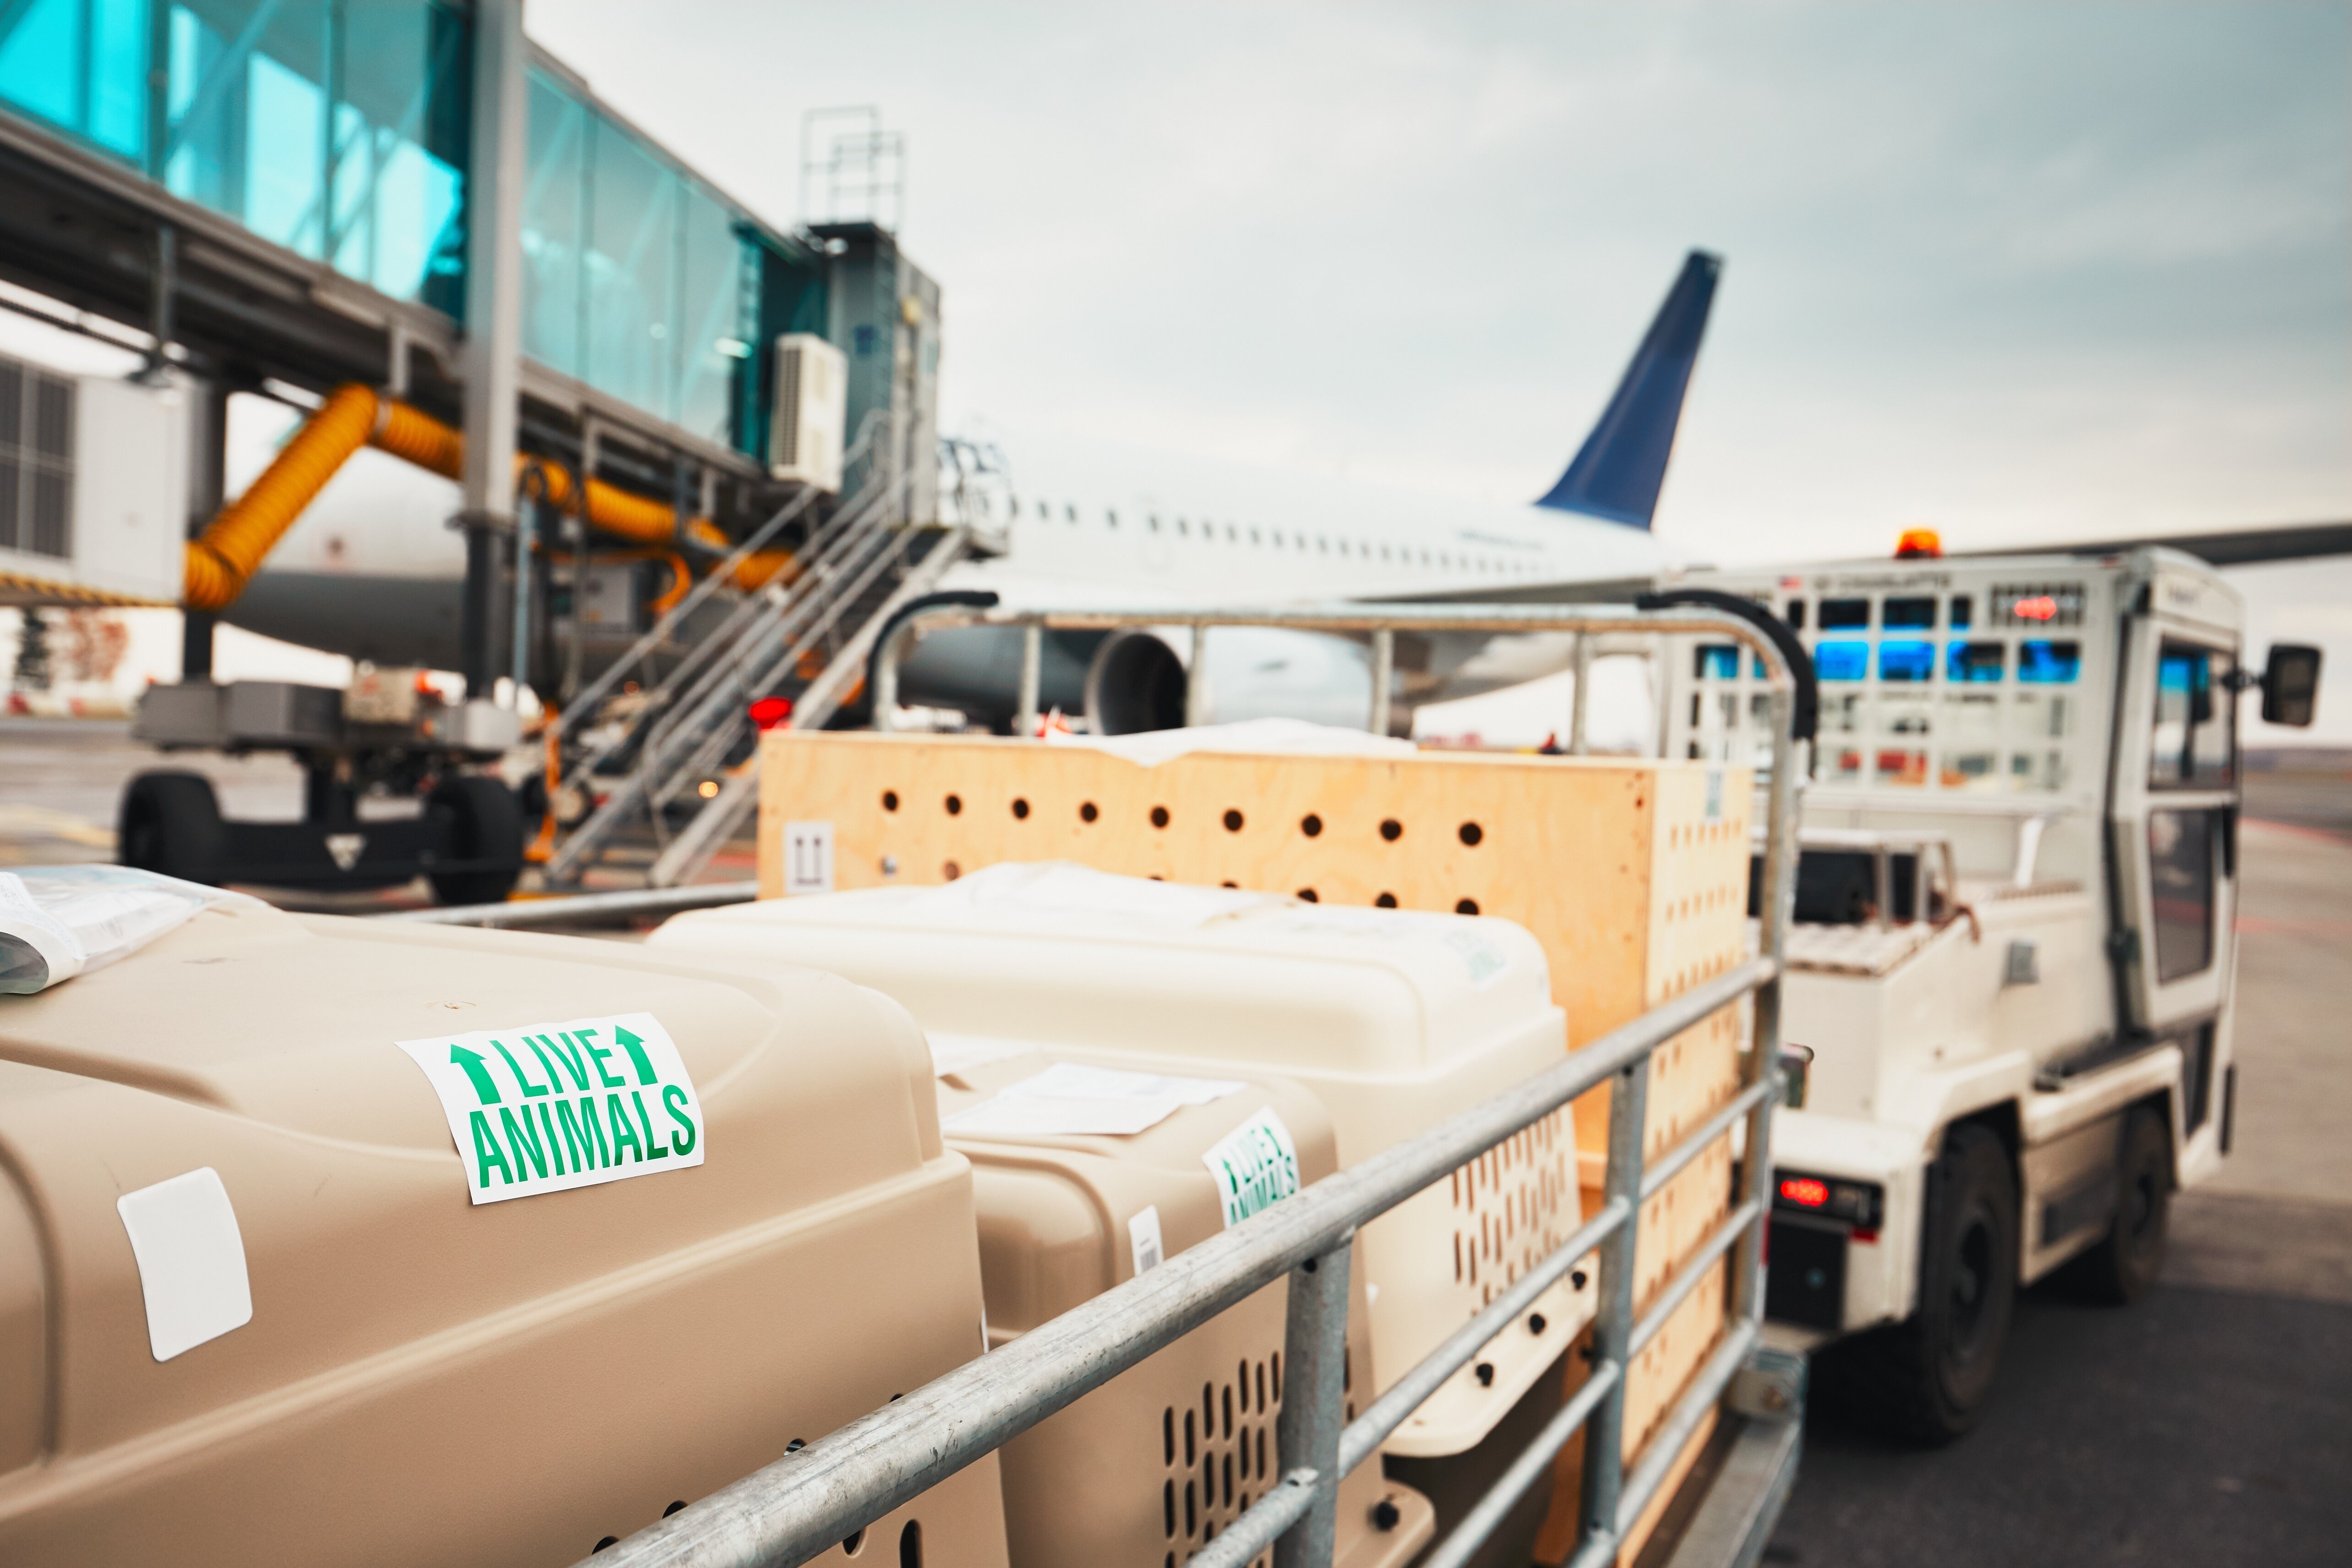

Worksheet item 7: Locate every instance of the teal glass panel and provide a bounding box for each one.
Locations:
[2018,640,2081,684]
[330,0,469,310]
[90,0,148,155]
[584,116,677,417]
[1879,640,1934,682]
[0,0,85,130]
[521,67,588,379]
[245,50,325,256]
[1694,644,1738,681]
[1815,641,1868,681]
[675,178,744,444]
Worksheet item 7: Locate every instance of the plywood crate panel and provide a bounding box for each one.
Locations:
[759,732,1755,1560]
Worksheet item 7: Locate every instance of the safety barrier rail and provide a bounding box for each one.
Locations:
[553,598,1812,1568]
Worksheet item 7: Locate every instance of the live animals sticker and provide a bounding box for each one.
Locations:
[1201,1108,1302,1228]
[397,1012,707,1205]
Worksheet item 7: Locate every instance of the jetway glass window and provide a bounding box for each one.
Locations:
[0,0,470,310]
[521,67,751,444]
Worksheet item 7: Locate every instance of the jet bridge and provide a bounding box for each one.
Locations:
[0,0,951,902]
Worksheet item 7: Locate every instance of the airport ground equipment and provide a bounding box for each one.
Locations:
[1654,544,2324,1440]
[657,868,1584,1567]
[575,941,1798,1568]
[0,886,1010,1565]
[923,1040,1434,1567]
[664,595,1809,1566]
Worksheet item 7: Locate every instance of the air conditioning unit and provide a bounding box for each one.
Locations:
[0,357,186,607]
[767,332,847,493]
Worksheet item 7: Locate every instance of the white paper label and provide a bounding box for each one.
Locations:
[397,1012,707,1205]
[1201,1108,1302,1228]
[999,1062,1244,1107]
[944,1094,1183,1138]
[1129,1205,1165,1275]
[117,1167,252,1361]
[783,820,835,894]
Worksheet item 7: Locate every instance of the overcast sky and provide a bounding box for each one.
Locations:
[532,0,2350,565]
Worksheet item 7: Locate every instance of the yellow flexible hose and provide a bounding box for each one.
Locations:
[180,385,798,608]
[182,383,380,609]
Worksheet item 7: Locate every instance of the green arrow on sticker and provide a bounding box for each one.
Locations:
[449,1045,503,1105]
[613,1025,659,1087]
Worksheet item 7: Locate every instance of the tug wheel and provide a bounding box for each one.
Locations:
[1852,1122,2018,1444]
[425,775,524,907]
[2066,1106,2171,1305]
[117,771,227,886]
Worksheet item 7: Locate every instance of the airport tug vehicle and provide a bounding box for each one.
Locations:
[1663,544,2322,1440]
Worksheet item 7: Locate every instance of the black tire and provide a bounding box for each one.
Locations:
[2066,1106,2171,1305]
[426,774,524,907]
[1852,1122,2018,1444]
[117,771,227,885]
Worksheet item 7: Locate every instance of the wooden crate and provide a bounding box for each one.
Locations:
[759,731,1754,1561]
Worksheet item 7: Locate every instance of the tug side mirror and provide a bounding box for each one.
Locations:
[2261,644,2323,727]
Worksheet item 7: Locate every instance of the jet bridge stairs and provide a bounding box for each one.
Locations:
[539,457,973,892]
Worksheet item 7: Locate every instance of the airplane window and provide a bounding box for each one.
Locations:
[1226,523,1238,542]
[1107,510,1119,529]
[1178,518,1190,537]
[1037,499,1050,520]
[1318,537,1329,553]
[1250,528,1261,545]
[1148,515,1161,533]
[1066,504,1078,523]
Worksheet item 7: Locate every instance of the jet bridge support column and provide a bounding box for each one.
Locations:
[178,378,228,681]
[457,0,527,703]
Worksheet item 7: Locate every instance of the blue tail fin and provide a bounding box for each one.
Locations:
[1534,250,1721,528]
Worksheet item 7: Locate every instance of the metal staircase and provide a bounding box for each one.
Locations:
[541,420,973,890]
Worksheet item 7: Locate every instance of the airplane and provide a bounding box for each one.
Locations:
[220,249,1726,735]
[884,250,1724,732]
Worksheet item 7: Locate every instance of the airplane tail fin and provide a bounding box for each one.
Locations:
[1534,249,1721,528]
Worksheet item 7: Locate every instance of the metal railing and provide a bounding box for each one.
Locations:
[569,598,1811,1568]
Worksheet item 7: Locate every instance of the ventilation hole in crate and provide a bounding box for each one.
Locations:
[664,1502,687,1518]
[1080,801,1099,822]
[1151,805,1171,828]
[1204,1383,1215,1429]
[1257,1426,1267,1476]
[942,861,961,881]
[1186,1480,1197,1538]
[1272,1353,1282,1401]
[1375,892,1398,908]
[881,790,900,812]
[1011,798,1030,819]
[944,794,962,815]
[1456,898,1480,915]
[1222,880,1239,888]
[1223,1384,1234,1437]
[1297,888,1319,902]
[842,1528,865,1555]
[1343,1346,1352,1393]
[1224,1452,1234,1505]
[1164,1479,1176,1537]
[1459,821,1483,846]
[594,1539,618,1554]
[1300,814,1323,837]
[1223,809,1245,831]
[1257,1360,1268,1411]
[900,1521,921,1568]
[1165,1407,1176,1464]
[1185,1408,1196,1465]
[1380,818,1403,842]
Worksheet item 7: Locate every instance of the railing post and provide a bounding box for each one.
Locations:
[1273,1238,1353,1568]
[1569,633,1592,755]
[1015,622,1042,737]
[1734,688,1804,1325]
[1185,622,1212,728]
[1369,628,1394,736]
[1579,1057,1650,1550]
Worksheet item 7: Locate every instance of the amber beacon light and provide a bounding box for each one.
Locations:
[1894,528,1944,559]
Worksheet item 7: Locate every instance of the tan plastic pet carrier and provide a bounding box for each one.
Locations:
[653,863,1592,1462]
[0,896,1008,1568]
[928,1042,1434,1568]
